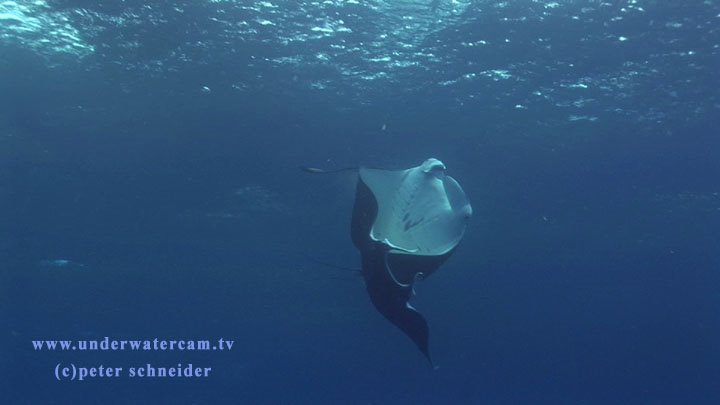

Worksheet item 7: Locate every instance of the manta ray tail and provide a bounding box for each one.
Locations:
[299,166,357,174]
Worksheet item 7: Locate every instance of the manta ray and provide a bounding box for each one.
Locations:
[304,158,472,364]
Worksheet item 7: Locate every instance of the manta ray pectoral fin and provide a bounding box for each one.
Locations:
[365,272,433,365]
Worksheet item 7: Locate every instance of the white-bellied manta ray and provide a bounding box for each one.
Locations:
[303,158,472,364]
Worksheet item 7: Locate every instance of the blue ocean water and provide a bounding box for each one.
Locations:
[1,0,719,403]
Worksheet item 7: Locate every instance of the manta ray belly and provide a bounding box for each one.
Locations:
[359,158,472,256]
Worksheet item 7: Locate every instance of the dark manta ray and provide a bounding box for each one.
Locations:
[305,158,472,364]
